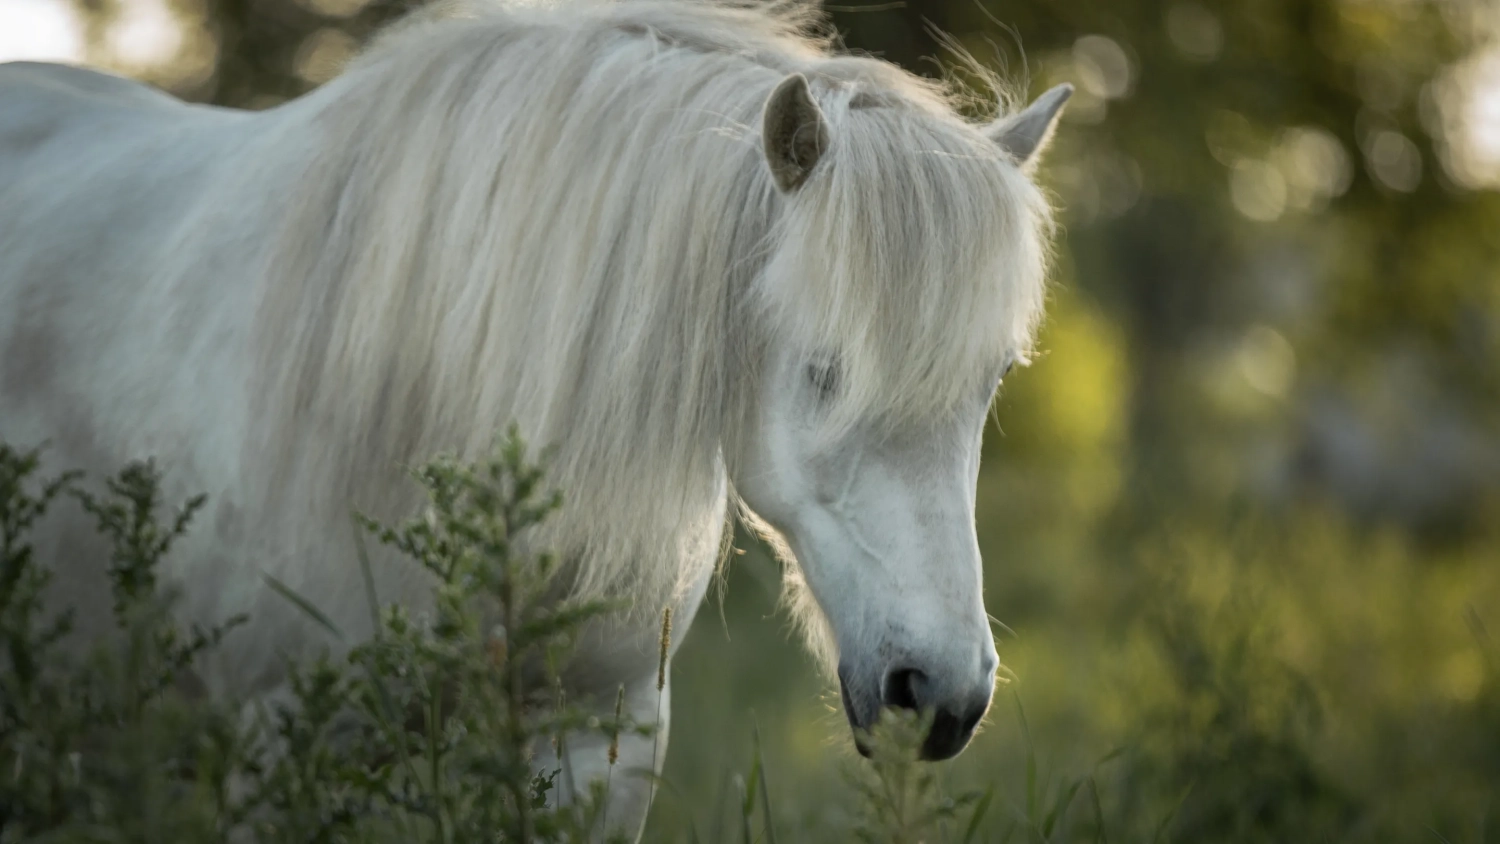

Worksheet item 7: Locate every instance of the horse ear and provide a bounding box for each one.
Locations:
[762,73,830,193]
[986,83,1073,169]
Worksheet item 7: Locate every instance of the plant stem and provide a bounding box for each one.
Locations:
[500,532,532,843]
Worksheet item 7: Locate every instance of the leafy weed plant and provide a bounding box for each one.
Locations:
[0,431,640,843]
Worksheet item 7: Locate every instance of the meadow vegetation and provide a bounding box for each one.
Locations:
[0,434,641,843]
[0,434,1008,843]
[3,422,1495,842]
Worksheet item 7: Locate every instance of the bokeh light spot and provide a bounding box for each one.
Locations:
[1073,35,1133,101]
[1165,2,1223,62]
[1231,159,1288,222]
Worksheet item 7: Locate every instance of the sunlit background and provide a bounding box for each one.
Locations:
[4,0,1498,840]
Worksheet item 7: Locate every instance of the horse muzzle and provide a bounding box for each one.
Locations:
[838,658,994,762]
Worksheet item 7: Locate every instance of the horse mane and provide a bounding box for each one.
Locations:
[246,0,1054,613]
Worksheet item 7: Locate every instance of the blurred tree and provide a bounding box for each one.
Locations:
[825,0,1500,537]
[69,0,416,105]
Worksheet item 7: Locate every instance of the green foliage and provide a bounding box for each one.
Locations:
[243,429,637,843]
[845,709,983,844]
[0,433,635,843]
[1,444,248,844]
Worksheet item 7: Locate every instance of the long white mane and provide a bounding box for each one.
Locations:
[245,0,1053,609]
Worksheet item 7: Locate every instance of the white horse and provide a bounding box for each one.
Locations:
[0,0,1069,837]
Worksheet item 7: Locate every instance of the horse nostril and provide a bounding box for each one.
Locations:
[881,667,926,711]
[980,650,999,678]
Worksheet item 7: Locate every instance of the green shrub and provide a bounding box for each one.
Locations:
[0,432,644,843]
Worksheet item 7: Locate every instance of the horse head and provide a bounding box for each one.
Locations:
[730,73,1071,760]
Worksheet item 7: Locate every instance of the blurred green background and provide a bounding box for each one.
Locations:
[8,0,1498,839]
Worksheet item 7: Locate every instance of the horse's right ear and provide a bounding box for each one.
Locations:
[986,83,1073,171]
[762,73,829,193]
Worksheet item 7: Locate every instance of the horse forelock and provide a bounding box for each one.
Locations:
[759,97,1052,442]
[247,0,1054,614]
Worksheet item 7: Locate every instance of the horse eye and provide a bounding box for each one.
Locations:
[806,361,840,399]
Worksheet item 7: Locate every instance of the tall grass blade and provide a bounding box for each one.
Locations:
[1012,692,1038,824]
[1151,784,1193,844]
[1042,778,1083,838]
[710,767,733,844]
[262,572,346,643]
[1087,777,1108,844]
[962,784,996,844]
[752,719,778,844]
[735,774,753,844]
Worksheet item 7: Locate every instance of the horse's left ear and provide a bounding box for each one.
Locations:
[763,73,830,193]
[986,83,1073,170]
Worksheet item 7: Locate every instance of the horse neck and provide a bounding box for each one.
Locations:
[243,56,780,608]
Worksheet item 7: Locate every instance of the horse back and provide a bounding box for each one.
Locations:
[0,61,178,105]
[0,61,256,455]
[0,61,184,156]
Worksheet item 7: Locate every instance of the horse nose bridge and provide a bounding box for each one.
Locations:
[893,602,994,670]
